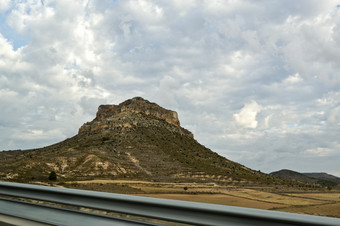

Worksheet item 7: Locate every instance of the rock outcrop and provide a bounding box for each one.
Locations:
[96,97,180,126]
[78,97,193,138]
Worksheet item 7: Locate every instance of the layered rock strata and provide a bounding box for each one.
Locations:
[78,97,193,138]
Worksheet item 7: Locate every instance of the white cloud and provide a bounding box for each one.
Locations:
[264,114,272,128]
[0,0,10,12]
[305,147,334,157]
[0,34,17,60]
[1,0,340,175]
[154,75,180,108]
[328,106,340,124]
[283,73,303,84]
[234,101,262,129]
[128,0,164,22]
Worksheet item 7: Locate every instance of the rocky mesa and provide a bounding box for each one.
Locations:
[0,97,280,186]
[78,97,193,138]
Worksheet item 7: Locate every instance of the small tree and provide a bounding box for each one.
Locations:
[48,171,57,181]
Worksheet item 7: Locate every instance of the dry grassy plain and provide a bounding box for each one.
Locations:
[65,180,340,218]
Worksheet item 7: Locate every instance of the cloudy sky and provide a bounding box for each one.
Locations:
[1,0,340,176]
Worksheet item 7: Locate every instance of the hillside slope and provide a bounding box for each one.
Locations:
[0,97,279,185]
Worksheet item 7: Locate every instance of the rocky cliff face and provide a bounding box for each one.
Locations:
[78,97,193,138]
[96,97,180,126]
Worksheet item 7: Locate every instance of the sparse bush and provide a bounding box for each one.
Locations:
[102,136,110,142]
[48,171,57,181]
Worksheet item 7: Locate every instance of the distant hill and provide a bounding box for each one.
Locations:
[270,169,340,187]
[302,172,340,180]
[270,169,315,183]
[0,97,279,186]
[302,173,340,187]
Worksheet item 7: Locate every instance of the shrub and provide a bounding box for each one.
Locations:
[48,171,57,181]
[102,136,110,142]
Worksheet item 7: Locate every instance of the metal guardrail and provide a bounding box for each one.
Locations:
[0,181,340,226]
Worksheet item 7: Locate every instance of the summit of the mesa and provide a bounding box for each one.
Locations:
[78,97,192,137]
[96,97,180,126]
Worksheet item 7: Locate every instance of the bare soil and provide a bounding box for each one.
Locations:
[63,179,340,218]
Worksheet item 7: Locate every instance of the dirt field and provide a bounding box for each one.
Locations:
[276,203,340,217]
[138,193,288,210]
[65,180,340,218]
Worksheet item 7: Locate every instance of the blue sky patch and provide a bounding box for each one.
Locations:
[0,11,30,50]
